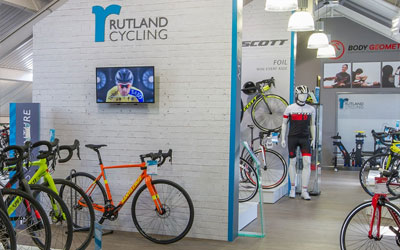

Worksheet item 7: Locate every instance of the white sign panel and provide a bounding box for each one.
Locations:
[337,93,400,151]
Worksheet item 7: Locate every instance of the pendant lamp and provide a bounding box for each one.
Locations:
[288,11,315,32]
[307,32,329,49]
[317,44,336,58]
[265,0,298,12]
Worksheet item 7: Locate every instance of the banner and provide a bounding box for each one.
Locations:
[337,94,400,151]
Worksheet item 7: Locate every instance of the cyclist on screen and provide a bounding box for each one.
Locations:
[106,68,144,103]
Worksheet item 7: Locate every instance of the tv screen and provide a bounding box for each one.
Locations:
[96,66,155,103]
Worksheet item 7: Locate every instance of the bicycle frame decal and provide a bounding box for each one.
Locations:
[120,175,143,205]
[243,96,257,112]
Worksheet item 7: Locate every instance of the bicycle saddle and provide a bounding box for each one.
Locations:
[331,135,341,139]
[85,144,107,150]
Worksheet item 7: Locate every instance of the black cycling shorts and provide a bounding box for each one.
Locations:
[288,136,311,158]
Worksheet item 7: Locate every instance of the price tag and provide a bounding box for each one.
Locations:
[147,160,158,175]
[266,136,273,149]
[271,132,279,144]
[374,177,388,194]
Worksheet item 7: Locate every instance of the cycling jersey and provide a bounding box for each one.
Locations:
[283,103,315,137]
[106,86,144,103]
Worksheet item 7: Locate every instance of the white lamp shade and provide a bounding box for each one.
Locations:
[317,45,336,58]
[288,11,315,32]
[307,33,330,49]
[265,0,298,12]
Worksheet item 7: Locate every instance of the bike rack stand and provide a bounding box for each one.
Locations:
[238,141,265,238]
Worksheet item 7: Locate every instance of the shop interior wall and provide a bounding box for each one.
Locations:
[241,0,291,157]
[33,0,233,241]
[0,81,32,123]
[296,17,400,166]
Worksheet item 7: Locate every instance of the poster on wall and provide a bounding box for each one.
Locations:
[337,93,400,151]
[323,63,351,88]
[382,62,400,88]
[351,62,381,88]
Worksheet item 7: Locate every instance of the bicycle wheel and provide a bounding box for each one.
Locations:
[0,209,16,250]
[53,178,95,250]
[30,184,73,250]
[66,172,107,224]
[246,148,287,189]
[359,153,400,200]
[131,179,194,244]
[340,200,400,250]
[251,94,288,131]
[240,99,244,122]
[239,157,258,203]
[2,188,51,250]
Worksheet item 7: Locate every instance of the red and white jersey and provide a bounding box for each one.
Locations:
[283,103,315,137]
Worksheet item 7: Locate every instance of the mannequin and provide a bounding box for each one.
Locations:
[281,85,315,200]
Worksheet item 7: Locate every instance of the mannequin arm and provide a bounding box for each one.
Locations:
[310,110,316,148]
[281,117,288,148]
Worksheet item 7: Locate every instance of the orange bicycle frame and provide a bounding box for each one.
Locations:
[84,162,164,214]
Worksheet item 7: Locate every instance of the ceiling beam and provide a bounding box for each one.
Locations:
[316,3,400,43]
[0,0,66,61]
[0,0,39,12]
[0,67,32,82]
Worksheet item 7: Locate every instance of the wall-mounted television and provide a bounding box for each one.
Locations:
[96,66,155,103]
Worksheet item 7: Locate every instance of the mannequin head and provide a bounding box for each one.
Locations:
[295,85,309,106]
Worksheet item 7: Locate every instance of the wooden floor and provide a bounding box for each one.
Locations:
[87,168,369,250]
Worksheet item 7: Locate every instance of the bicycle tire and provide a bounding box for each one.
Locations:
[239,157,258,202]
[340,200,400,250]
[131,179,194,244]
[53,178,95,250]
[251,94,288,132]
[66,172,107,224]
[0,209,16,250]
[245,148,287,189]
[359,153,400,200]
[2,188,52,250]
[30,184,73,250]
[240,99,244,122]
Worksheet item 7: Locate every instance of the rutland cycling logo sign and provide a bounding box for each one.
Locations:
[92,5,168,42]
[339,98,364,110]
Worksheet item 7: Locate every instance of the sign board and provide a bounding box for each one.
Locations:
[337,94,400,151]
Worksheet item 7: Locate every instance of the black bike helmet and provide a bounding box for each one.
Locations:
[242,81,257,95]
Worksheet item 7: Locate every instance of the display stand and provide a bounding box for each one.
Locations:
[238,141,265,238]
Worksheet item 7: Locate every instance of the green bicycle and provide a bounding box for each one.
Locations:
[3,140,95,250]
[241,77,288,131]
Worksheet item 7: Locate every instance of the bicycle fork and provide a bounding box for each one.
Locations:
[368,195,400,241]
[369,195,383,240]
[145,177,164,215]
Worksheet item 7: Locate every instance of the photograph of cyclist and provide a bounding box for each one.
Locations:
[323,63,351,88]
[382,62,400,88]
[106,68,144,103]
[351,62,381,88]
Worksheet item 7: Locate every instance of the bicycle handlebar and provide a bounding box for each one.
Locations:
[140,149,173,167]
[31,140,53,159]
[58,139,81,163]
[1,145,24,166]
[371,130,399,146]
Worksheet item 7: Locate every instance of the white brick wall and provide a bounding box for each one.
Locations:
[240,0,292,151]
[33,0,233,241]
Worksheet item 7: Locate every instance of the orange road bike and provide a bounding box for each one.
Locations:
[66,144,194,244]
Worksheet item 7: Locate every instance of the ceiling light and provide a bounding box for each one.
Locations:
[307,32,329,49]
[288,11,315,32]
[265,0,298,12]
[317,44,336,58]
